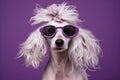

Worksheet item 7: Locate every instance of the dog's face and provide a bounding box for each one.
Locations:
[43,21,71,52]
[19,3,101,69]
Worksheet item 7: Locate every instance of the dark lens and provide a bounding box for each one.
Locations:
[43,25,55,36]
[63,25,76,36]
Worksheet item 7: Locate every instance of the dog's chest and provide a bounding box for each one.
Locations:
[55,70,80,80]
[56,71,64,80]
[43,68,83,80]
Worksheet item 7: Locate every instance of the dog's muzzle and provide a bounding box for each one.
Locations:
[55,39,64,47]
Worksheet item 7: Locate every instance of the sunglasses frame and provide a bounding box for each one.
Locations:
[40,25,79,38]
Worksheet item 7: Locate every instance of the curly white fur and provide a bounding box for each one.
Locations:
[30,2,81,25]
[19,3,101,80]
[69,28,100,69]
[19,28,47,68]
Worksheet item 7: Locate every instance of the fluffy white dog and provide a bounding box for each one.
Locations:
[19,3,101,80]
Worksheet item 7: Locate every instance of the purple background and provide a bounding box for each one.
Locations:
[0,0,120,80]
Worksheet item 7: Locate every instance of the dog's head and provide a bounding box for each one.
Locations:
[19,3,101,69]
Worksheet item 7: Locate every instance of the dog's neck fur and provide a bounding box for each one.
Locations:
[50,49,71,73]
[51,50,68,66]
[43,48,86,80]
[43,49,75,80]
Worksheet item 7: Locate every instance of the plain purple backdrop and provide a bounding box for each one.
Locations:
[0,0,120,80]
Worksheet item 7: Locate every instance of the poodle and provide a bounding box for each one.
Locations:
[19,3,101,80]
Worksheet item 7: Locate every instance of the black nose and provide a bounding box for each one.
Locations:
[55,39,64,47]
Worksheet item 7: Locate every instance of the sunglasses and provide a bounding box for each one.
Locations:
[40,25,79,38]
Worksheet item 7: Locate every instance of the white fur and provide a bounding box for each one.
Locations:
[19,28,47,68]
[30,2,81,25]
[19,3,101,80]
[69,28,100,69]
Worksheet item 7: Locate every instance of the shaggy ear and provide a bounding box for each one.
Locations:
[19,28,47,68]
[69,28,101,69]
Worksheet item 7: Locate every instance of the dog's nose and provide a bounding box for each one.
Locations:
[55,39,64,47]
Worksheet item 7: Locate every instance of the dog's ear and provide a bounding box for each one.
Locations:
[69,28,101,69]
[19,28,47,68]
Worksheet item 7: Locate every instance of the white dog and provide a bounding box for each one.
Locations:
[19,3,101,80]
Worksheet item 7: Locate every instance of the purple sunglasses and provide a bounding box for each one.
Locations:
[40,25,79,38]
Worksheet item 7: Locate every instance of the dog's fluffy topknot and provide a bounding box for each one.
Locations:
[30,3,81,25]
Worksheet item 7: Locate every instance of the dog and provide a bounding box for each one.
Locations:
[19,3,101,80]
